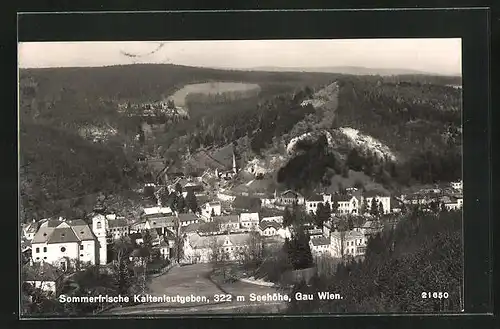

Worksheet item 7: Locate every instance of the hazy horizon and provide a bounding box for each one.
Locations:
[18,39,462,76]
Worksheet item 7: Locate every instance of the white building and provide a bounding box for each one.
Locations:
[330,230,367,258]
[178,213,200,227]
[336,195,361,215]
[451,180,463,191]
[201,201,222,219]
[261,216,283,224]
[276,190,305,206]
[309,236,331,256]
[239,212,260,229]
[259,220,281,236]
[363,191,391,215]
[31,219,101,268]
[215,215,240,232]
[444,196,463,211]
[305,194,325,215]
[182,232,252,264]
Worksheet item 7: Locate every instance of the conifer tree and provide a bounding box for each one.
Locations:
[370,198,379,217]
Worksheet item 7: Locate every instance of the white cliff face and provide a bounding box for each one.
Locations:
[338,127,397,161]
[286,130,335,155]
[244,155,288,175]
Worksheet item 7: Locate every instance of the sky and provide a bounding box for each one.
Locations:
[18,39,462,75]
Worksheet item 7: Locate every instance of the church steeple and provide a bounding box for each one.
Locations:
[232,147,237,174]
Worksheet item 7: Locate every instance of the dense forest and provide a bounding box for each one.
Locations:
[287,209,463,313]
[276,76,462,192]
[19,64,462,220]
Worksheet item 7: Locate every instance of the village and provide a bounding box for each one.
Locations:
[20,145,463,299]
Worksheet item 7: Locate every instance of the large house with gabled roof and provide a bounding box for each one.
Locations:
[31,219,101,269]
[182,232,252,263]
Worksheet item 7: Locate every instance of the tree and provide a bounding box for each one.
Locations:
[142,230,153,256]
[283,207,293,228]
[175,182,183,195]
[361,198,368,215]
[331,199,339,215]
[210,208,216,218]
[370,198,379,217]
[315,202,331,228]
[172,218,183,263]
[287,227,313,270]
[347,216,354,230]
[111,236,135,296]
[185,190,198,213]
[378,201,385,215]
[246,228,264,268]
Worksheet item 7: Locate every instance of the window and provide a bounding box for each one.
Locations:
[80,245,84,250]
[35,247,39,253]
[80,254,84,257]
[43,247,47,252]
[96,222,102,229]
[44,257,47,260]
[60,247,66,252]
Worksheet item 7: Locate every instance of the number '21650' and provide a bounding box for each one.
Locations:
[421,292,449,299]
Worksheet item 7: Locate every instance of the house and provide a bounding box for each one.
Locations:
[182,232,252,264]
[277,227,292,239]
[309,236,331,255]
[201,201,222,219]
[451,180,463,191]
[144,216,176,235]
[217,192,237,202]
[444,196,462,211]
[129,247,150,266]
[276,190,305,206]
[239,212,260,229]
[22,262,64,296]
[322,194,333,204]
[391,197,403,213]
[261,216,283,224]
[305,194,325,215]
[177,213,200,227]
[107,217,129,240]
[322,220,333,238]
[335,195,361,215]
[31,218,102,269]
[158,239,172,260]
[22,220,40,241]
[215,215,240,232]
[259,221,281,236]
[360,220,383,236]
[363,190,391,215]
[330,230,367,258]
[307,228,324,238]
[184,182,204,194]
[260,194,276,206]
[143,206,174,217]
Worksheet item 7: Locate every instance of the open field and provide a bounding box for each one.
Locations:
[170,82,261,107]
[105,262,286,315]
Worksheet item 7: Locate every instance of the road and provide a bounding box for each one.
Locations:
[105,263,288,315]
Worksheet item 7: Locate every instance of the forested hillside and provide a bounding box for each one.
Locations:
[287,210,463,313]
[19,64,341,221]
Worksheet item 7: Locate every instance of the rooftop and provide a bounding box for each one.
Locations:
[310,236,330,246]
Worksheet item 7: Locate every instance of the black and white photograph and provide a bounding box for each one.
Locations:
[19,38,463,316]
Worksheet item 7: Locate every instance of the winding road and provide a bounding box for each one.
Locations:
[104,263,288,315]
